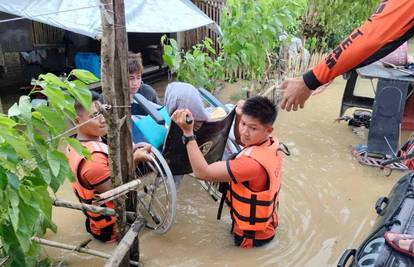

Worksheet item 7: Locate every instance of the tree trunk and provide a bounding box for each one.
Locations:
[100,0,138,265]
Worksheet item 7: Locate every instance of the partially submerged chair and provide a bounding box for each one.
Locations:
[131,88,239,169]
[162,109,236,175]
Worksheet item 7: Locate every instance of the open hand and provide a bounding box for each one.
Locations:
[279,77,312,111]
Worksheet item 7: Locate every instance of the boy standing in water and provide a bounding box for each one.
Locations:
[171,96,284,248]
[66,92,151,242]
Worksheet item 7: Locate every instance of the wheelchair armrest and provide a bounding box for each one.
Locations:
[132,94,165,125]
[198,87,229,112]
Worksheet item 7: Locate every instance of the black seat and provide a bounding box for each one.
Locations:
[162,109,236,175]
[367,79,410,156]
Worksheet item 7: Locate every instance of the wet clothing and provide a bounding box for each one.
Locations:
[222,138,283,248]
[66,141,116,243]
[234,234,274,248]
[304,0,414,90]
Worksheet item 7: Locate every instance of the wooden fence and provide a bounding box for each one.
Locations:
[182,0,226,53]
[286,51,327,78]
[31,21,65,44]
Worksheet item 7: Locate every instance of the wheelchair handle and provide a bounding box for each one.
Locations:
[185,114,194,124]
[337,249,356,267]
[132,94,165,125]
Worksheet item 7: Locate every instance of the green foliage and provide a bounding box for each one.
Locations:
[302,0,380,51]
[162,0,304,89]
[162,36,224,91]
[0,70,95,266]
[221,0,305,80]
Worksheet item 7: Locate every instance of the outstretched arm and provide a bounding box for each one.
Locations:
[281,0,414,111]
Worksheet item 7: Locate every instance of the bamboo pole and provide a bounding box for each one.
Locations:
[93,179,141,206]
[0,256,9,266]
[52,198,137,220]
[32,237,140,266]
[53,198,116,216]
[104,219,145,267]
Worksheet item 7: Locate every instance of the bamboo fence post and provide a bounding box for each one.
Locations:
[104,219,145,267]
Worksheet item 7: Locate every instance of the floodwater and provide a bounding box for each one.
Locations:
[42,77,411,267]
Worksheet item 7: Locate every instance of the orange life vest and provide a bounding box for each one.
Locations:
[218,137,283,246]
[66,141,116,242]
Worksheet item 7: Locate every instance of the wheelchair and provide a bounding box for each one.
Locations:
[130,88,241,234]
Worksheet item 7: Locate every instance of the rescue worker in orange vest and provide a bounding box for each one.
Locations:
[171,96,284,248]
[66,91,152,242]
[280,0,414,111]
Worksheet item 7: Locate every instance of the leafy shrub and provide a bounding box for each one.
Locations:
[221,0,305,80]
[162,36,224,91]
[162,0,305,90]
[0,70,94,266]
[301,0,380,52]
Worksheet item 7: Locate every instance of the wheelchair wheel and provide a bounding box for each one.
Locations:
[135,145,176,234]
[199,138,241,201]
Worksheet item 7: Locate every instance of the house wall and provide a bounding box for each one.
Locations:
[0,12,69,91]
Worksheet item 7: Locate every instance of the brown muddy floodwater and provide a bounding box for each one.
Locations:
[43,77,411,267]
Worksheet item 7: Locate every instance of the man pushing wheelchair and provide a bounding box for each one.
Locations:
[172,96,285,248]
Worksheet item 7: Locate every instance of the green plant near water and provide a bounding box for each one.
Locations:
[162,36,224,91]
[301,0,380,52]
[220,0,305,81]
[0,70,96,266]
[162,0,305,91]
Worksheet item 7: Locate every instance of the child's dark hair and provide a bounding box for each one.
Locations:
[128,52,143,75]
[242,96,277,125]
[74,91,102,114]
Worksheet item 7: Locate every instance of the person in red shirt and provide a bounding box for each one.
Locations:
[280,0,414,111]
[171,96,284,248]
[66,91,151,242]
